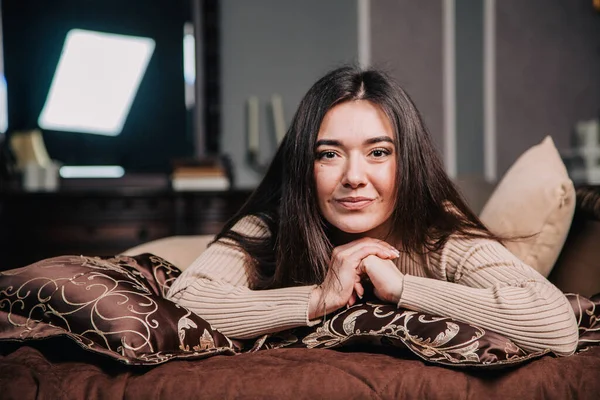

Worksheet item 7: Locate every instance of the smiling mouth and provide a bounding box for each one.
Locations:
[335,198,375,210]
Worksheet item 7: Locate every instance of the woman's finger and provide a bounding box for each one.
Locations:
[350,237,399,252]
[335,238,399,260]
[347,291,357,307]
[360,256,405,304]
[346,245,398,265]
[354,281,365,299]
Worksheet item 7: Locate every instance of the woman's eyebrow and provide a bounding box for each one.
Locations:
[315,139,342,147]
[363,136,394,145]
[315,136,394,148]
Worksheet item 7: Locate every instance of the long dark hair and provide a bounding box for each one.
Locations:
[216,65,498,290]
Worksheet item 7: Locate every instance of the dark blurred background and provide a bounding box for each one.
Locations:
[0,0,599,269]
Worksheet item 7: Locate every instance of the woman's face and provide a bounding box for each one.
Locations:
[314,100,397,239]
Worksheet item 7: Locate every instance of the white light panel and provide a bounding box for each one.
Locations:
[0,75,7,134]
[183,31,195,85]
[59,165,125,178]
[183,22,195,110]
[38,29,155,136]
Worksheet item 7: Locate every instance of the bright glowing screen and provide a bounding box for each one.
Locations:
[0,75,7,134]
[38,29,155,136]
[59,165,125,178]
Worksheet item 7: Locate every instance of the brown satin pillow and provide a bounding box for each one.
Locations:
[254,294,600,368]
[253,303,546,367]
[0,254,237,365]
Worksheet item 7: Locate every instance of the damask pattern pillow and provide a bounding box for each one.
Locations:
[252,304,546,367]
[0,254,237,365]
[253,293,600,368]
[568,292,600,352]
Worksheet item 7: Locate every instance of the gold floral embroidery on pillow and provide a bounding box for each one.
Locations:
[0,254,237,365]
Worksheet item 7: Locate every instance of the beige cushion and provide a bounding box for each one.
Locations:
[480,136,575,277]
[121,235,214,271]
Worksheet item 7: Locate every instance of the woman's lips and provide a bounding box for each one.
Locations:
[335,198,375,210]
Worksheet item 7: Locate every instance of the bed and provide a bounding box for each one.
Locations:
[1,337,600,399]
[1,159,600,398]
[0,248,599,400]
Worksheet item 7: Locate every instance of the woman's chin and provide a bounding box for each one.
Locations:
[340,227,371,235]
[330,217,393,239]
[334,223,379,236]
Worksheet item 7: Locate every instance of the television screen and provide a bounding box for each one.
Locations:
[2,0,193,175]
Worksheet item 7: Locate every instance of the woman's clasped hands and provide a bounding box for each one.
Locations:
[309,237,406,320]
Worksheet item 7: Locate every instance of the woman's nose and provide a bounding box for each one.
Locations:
[341,156,367,188]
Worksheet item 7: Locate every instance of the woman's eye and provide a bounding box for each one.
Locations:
[370,149,390,158]
[318,151,337,160]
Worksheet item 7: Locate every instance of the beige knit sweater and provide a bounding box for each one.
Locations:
[167,216,579,356]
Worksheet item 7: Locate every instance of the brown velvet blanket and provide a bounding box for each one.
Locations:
[1,341,600,400]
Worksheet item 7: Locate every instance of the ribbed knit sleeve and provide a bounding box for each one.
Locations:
[166,216,318,339]
[398,237,579,356]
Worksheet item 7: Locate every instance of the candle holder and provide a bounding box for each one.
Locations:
[246,94,286,173]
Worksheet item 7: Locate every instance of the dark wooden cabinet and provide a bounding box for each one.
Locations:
[0,189,252,271]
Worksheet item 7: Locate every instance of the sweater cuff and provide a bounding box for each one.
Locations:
[274,284,319,329]
[306,284,322,327]
[395,274,406,308]
[397,274,445,311]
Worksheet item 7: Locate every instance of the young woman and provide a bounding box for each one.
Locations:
[167,66,578,356]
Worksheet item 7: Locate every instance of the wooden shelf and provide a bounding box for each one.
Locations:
[0,189,252,271]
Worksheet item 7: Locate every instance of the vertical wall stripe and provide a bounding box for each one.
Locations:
[483,0,496,182]
[192,0,205,157]
[443,0,457,178]
[0,0,4,74]
[357,0,371,68]
[455,0,484,176]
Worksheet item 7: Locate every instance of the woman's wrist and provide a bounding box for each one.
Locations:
[308,285,342,320]
[308,285,324,320]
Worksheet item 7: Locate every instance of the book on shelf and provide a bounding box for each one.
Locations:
[170,156,232,191]
[171,175,230,191]
[172,168,226,178]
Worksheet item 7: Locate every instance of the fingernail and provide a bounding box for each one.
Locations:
[346,304,351,309]
[357,293,363,300]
